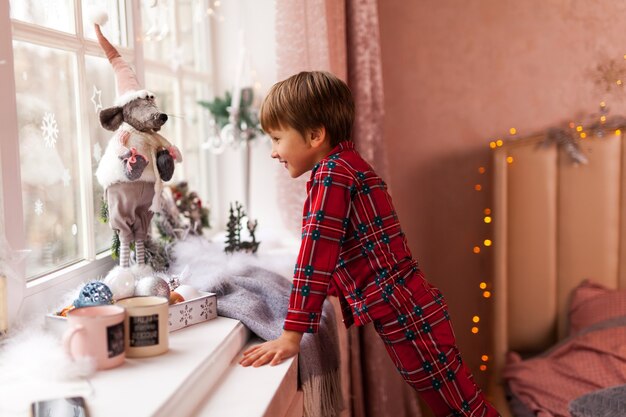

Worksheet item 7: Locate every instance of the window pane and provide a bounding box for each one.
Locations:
[13,42,82,278]
[82,0,124,46]
[9,0,75,33]
[181,82,209,199]
[142,0,173,62]
[85,55,118,254]
[178,0,210,71]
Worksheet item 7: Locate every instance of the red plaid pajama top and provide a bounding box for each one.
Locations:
[283,141,501,417]
[283,140,424,333]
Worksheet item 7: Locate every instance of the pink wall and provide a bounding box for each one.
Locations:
[377,0,626,386]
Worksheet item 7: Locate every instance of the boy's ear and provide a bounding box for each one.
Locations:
[99,106,124,131]
[309,126,328,148]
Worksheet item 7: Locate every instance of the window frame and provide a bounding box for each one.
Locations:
[0,0,217,321]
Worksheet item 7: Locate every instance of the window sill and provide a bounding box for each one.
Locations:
[1,317,301,417]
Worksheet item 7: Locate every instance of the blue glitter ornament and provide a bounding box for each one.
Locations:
[74,281,114,307]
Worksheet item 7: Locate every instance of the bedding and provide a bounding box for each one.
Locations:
[503,315,626,416]
[568,279,626,336]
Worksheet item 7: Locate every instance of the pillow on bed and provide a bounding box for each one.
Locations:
[504,315,626,416]
[568,279,626,335]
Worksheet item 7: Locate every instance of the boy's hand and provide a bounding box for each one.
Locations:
[239,330,303,367]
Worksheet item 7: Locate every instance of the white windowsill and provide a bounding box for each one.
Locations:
[3,232,303,417]
[1,317,301,417]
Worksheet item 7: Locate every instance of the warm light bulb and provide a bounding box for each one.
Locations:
[509,128,516,135]
[496,139,503,147]
[616,129,622,136]
[475,184,482,191]
[483,290,492,298]
[472,316,480,323]
[617,80,623,86]
[506,156,514,164]
[484,208,491,215]
[478,166,486,174]
[481,355,489,362]
[568,122,575,129]
[601,101,607,107]
[489,141,497,149]
[580,132,587,139]
[601,115,607,122]
[473,246,481,254]
[471,327,479,334]
[480,364,487,371]
[479,282,487,289]
[576,125,583,132]
[484,216,492,224]
[484,239,492,247]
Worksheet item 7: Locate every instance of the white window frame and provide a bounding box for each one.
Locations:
[0,0,217,321]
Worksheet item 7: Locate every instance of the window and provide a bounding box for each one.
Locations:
[1,0,215,285]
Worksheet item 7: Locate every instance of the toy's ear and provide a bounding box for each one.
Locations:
[99,106,124,131]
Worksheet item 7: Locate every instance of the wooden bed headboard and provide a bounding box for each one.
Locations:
[489,132,626,415]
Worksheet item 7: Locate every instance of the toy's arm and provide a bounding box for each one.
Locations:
[145,132,183,163]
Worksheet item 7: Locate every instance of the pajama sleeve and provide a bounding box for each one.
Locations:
[283,160,353,333]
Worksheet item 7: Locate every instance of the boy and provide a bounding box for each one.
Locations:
[240,71,500,417]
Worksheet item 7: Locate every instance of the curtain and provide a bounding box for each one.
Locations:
[274,1,422,416]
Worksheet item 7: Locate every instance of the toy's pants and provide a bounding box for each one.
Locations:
[373,279,500,417]
[107,181,154,267]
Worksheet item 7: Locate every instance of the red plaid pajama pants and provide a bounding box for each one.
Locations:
[373,279,501,417]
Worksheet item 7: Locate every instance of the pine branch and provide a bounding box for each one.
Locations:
[111,232,120,260]
[99,198,109,224]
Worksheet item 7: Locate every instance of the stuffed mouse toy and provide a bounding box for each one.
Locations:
[92,13,182,290]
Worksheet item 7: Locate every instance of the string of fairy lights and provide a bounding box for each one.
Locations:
[472,96,624,375]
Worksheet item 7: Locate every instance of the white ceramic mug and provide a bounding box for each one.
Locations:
[116,296,169,357]
[62,305,126,370]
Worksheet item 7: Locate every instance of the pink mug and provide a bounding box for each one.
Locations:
[63,305,126,370]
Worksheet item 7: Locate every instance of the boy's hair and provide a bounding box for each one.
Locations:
[260,71,355,147]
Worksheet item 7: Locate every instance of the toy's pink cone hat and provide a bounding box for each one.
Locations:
[91,11,152,106]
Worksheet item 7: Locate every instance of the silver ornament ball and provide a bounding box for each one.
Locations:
[134,276,171,299]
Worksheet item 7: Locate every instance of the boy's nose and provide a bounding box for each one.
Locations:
[271,150,278,159]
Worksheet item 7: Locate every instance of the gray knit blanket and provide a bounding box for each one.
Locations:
[170,238,343,417]
[569,385,626,417]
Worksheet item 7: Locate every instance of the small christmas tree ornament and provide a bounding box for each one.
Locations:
[74,281,114,307]
[224,201,259,253]
[134,276,171,299]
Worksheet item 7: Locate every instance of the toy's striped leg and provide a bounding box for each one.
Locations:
[119,240,131,268]
[136,239,145,265]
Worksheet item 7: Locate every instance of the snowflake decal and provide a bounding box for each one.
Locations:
[179,304,193,326]
[34,199,44,216]
[91,85,102,113]
[200,299,214,320]
[61,168,71,187]
[93,142,102,162]
[41,112,59,148]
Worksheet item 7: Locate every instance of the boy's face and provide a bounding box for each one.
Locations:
[268,125,329,178]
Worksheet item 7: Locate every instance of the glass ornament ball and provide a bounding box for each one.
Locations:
[74,281,114,307]
[103,268,136,300]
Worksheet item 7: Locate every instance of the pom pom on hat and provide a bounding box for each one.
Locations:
[90,9,109,26]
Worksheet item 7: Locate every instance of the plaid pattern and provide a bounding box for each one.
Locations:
[283,142,500,416]
[374,281,500,417]
[284,141,420,333]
